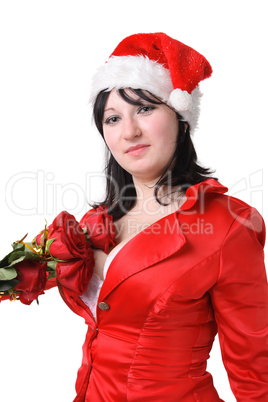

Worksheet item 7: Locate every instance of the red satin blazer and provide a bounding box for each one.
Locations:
[60,179,268,401]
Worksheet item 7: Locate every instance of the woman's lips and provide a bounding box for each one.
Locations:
[126,144,150,156]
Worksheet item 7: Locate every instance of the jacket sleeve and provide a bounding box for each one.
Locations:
[210,207,268,401]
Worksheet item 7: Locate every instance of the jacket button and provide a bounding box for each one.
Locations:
[98,301,110,311]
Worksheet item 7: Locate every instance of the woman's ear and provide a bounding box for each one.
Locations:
[184,122,189,133]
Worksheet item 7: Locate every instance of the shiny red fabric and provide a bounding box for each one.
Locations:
[60,179,268,401]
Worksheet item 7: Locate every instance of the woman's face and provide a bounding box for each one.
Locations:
[102,89,179,184]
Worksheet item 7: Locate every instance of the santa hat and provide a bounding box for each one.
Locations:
[90,32,212,132]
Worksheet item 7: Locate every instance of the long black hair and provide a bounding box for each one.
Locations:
[92,88,216,220]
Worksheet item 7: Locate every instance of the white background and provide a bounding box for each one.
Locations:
[0,1,267,401]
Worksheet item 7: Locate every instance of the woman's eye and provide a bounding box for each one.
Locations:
[137,105,156,114]
[104,116,120,125]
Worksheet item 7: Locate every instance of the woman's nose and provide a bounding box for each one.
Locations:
[122,116,141,140]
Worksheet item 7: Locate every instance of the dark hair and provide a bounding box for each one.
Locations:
[93,88,216,220]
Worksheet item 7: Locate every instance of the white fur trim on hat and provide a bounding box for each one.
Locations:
[169,89,192,112]
[179,87,202,133]
[90,55,202,133]
[90,55,173,103]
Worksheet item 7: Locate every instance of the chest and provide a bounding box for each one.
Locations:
[94,204,183,280]
[115,198,188,251]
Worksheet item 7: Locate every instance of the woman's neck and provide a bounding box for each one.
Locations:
[130,176,185,217]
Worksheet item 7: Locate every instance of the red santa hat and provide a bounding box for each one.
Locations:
[90,32,212,132]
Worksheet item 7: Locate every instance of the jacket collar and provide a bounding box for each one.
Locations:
[99,179,228,301]
[180,178,228,212]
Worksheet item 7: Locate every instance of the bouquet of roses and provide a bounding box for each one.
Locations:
[0,207,116,305]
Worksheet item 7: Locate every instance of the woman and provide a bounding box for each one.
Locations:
[1,32,267,401]
[64,33,267,401]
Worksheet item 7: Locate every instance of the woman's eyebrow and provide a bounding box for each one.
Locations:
[104,107,116,113]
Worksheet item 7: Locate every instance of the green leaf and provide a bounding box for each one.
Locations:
[8,250,27,263]
[0,252,40,273]
[47,260,57,270]
[0,279,19,291]
[0,242,37,271]
[0,254,11,268]
[0,267,18,281]
[0,247,21,267]
[11,244,38,259]
[45,238,55,254]
[8,250,39,264]
[11,242,25,252]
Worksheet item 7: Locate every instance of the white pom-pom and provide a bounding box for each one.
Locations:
[169,89,192,112]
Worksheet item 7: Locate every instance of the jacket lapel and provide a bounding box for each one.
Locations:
[99,211,186,301]
[99,179,228,301]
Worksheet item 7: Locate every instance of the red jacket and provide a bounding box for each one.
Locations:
[59,179,268,401]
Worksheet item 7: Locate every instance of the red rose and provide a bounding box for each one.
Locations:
[45,211,94,294]
[80,206,117,253]
[56,243,94,294]
[46,211,88,261]
[34,230,45,248]
[32,211,95,295]
[14,260,48,305]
